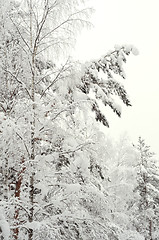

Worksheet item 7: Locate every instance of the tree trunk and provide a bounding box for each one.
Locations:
[28,1,36,239]
[13,158,26,239]
[4,158,9,201]
[28,172,34,240]
[149,219,153,240]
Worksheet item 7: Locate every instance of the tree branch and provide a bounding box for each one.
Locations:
[1,68,32,99]
[40,59,70,98]
[16,132,30,158]
[10,17,32,53]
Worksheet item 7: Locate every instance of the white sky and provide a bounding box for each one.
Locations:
[74,0,159,156]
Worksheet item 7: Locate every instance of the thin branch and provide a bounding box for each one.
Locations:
[1,68,32,99]
[52,109,69,121]
[69,8,91,18]
[16,132,30,158]
[39,99,94,132]
[17,13,30,34]
[37,36,69,47]
[33,0,59,53]
[35,68,65,85]
[40,59,70,98]
[12,202,30,215]
[0,103,6,113]
[59,141,94,155]
[39,7,91,43]
[33,3,50,52]
[35,72,55,85]
[36,40,68,56]
[10,17,32,53]
[39,18,76,43]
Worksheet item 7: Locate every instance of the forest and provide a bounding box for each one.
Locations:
[0,0,159,239]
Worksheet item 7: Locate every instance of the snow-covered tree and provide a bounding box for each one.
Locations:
[0,1,91,239]
[0,1,138,239]
[129,137,159,240]
[101,135,138,237]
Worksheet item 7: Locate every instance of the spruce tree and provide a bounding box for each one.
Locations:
[131,137,159,240]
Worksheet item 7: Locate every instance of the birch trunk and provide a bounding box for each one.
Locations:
[28,1,35,239]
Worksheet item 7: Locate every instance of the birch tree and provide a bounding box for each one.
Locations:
[0,1,91,239]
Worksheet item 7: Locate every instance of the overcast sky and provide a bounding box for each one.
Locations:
[74,0,159,156]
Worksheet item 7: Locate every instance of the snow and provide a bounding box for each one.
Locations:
[25,221,44,230]
[0,112,5,121]
[74,154,90,171]
[119,230,144,240]
[0,220,10,240]
[89,67,98,79]
[112,101,122,114]
[123,44,139,56]
[123,44,131,53]
[0,208,10,240]
[147,182,159,195]
[65,183,81,194]
[73,90,88,101]
[114,44,121,51]
[131,46,139,56]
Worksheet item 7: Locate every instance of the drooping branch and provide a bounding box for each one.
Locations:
[78,45,139,126]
